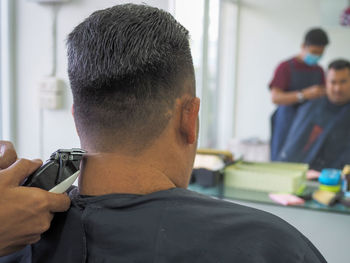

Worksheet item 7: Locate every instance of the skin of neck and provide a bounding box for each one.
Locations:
[75,94,200,196]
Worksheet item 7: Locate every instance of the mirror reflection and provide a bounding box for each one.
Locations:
[174,0,350,171]
[1,1,350,263]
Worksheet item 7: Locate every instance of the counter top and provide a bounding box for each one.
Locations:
[188,182,350,215]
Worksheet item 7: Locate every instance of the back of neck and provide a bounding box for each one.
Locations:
[78,153,176,196]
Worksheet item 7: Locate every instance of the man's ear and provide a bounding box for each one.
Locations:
[180,97,200,144]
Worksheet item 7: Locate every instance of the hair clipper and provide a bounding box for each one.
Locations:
[22,148,86,193]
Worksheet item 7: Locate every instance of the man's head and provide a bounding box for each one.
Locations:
[67,4,198,157]
[326,59,350,105]
[300,28,329,66]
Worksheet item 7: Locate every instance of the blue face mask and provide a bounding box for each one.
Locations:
[303,53,321,66]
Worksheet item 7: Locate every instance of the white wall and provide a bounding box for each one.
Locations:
[15,0,170,158]
[234,0,350,141]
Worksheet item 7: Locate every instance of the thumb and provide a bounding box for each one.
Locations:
[46,192,71,212]
[1,158,43,186]
[0,141,17,169]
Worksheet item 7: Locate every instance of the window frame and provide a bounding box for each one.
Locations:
[0,0,16,142]
[171,0,240,149]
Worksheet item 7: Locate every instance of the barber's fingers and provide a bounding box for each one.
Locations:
[45,192,71,213]
[0,245,27,257]
[0,158,43,186]
[0,141,17,169]
[1,235,41,256]
[13,234,42,246]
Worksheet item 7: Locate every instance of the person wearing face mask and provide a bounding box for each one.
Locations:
[269,28,329,161]
[276,59,350,170]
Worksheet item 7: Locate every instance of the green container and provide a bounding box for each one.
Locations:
[224,162,308,194]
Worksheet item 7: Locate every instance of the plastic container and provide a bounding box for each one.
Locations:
[319,169,341,186]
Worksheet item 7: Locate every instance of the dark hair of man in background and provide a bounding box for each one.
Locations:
[67,4,195,153]
[303,28,329,46]
[328,59,350,71]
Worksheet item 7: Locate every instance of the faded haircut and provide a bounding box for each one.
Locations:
[328,59,350,72]
[67,4,195,152]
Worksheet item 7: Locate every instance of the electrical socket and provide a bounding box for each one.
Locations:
[38,77,64,110]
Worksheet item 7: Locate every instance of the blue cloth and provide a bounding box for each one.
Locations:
[276,97,350,170]
[271,60,324,160]
[0,246,31,263]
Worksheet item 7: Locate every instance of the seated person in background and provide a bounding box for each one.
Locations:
[269,28,329,160]
[0,4,326,262]
[276,59,350,170]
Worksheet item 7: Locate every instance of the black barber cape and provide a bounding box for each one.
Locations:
[1,188,325,263]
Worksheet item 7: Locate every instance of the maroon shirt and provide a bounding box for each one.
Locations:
[269,57,325,91]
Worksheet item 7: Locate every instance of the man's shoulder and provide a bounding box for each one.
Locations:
[164,188,300,240]
[301,97,350,114]
[167,188,290,227]
[299,96,325,112]
[274,58,294,72]
[158,188,326,262]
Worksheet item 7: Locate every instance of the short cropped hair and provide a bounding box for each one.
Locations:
[303,28,329,46]
[67,4,194,152]
[328,59,350,72]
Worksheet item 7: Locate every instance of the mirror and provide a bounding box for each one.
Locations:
[174,0,350,171]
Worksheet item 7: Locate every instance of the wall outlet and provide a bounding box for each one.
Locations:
[38,77,64,110]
